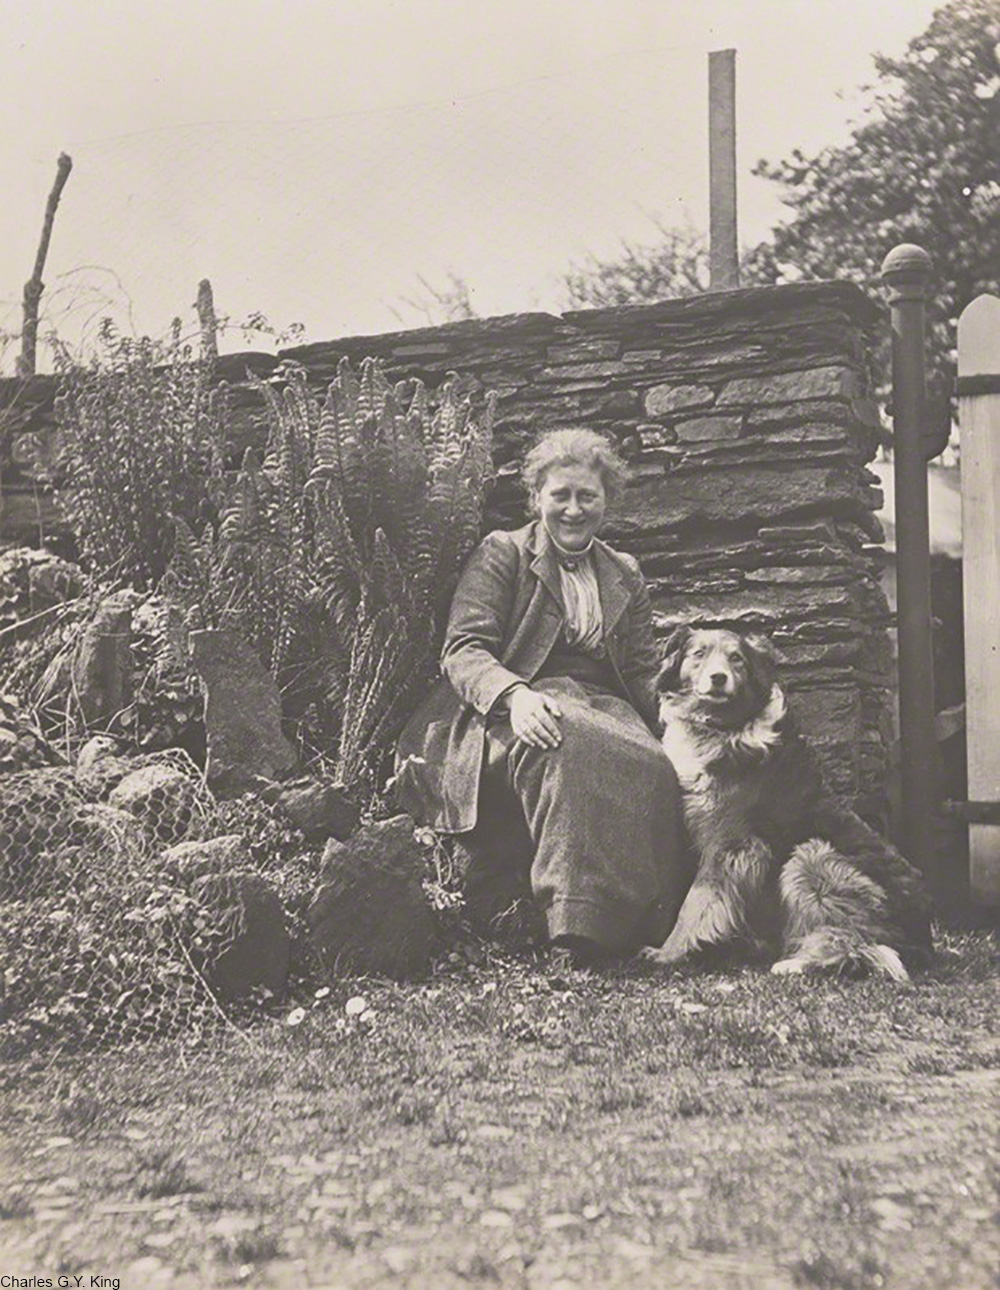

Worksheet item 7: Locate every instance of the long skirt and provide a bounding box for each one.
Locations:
[468,677,691,955]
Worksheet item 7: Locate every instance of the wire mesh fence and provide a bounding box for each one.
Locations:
[0,749,251,1059]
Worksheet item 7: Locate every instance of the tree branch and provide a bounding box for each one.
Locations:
[17,152,74,379]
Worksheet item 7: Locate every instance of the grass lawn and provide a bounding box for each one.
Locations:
[1,928,997,1290]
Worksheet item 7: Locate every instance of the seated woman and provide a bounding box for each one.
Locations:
[395,428,689,961]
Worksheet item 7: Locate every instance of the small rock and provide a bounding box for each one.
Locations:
[542,1212,581,1231]
[190,870,290,1000]
[74,736,139,799]
[382,1246,415,1274]
[307,814,438,980]
[479,1209,514,1228]
[491,1185,529,1211]
[272,777,359,841]
[471,1125,514,1141]
[143,1231,178,1249]
[72,803,148,858]
[160,834,252,882]
[109,763,201,845]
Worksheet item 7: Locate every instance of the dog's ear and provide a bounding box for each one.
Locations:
[743,633,781,691]
[657,625,692,693]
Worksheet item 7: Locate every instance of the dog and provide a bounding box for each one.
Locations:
[644,627,933,979]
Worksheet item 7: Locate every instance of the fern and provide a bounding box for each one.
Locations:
[165,354,494,793]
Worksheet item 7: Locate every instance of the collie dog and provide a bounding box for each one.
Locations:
[645,627,932,979]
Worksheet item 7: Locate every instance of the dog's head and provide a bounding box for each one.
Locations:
[657,627,781,727]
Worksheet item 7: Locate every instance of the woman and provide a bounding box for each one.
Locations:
[396,428,689,961]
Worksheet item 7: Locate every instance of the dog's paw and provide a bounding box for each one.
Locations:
[770,956,808,976]
[639,945,685,967]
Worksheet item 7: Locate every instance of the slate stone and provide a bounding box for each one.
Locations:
[307,814,438,980]
[717,366,860,406]
[643,383,716,416]
[674,415,743,442]
[191,870,290,1000]
[71,592,136,728]
[622,464,874,529]
[272,777,359,842]
[189,628,297,796]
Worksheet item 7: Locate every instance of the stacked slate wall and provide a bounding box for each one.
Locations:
[0,282,891,818]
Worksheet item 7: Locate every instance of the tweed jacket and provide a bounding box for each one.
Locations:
[395,520,662,832]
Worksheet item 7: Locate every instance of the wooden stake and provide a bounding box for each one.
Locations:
[957,293,1000,906]
[708,50,739,292]
[17,152,74,379]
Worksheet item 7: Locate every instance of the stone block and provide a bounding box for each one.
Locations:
[744,565,855,585]
[717,366,861,406]
[622,464,874,530]
[643,383,716,417]
[189,628,297,796]
[71,592,136,729]
[674,415,743,442]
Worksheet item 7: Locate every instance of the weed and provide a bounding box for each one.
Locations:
[905,1051,956,1076]
[132,1147,201,1199]
[0,1192,32,1220]
[55,1092,108,1134]
[594,1082,651,1114]
[669,1088,709,1118]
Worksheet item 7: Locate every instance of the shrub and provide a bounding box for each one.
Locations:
[53,327,228,588]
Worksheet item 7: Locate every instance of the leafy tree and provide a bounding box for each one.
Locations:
[561,0,998,405]
[750,0,999,393]
[564,221,712,308]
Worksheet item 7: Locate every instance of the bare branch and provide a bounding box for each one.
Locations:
[17,152,74,378]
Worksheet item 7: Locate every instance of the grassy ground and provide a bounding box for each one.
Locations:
[1,928,997,1290]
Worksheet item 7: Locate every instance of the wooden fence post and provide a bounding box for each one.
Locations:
[881,244,937,883]
[708,50,739,292]
[957,294,1000,908]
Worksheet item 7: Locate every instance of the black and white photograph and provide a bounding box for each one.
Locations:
[1,1,998,1286]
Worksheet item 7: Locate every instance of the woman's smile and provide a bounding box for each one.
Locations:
[536,463,607,551]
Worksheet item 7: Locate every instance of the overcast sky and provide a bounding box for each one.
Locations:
[1,0,942,367]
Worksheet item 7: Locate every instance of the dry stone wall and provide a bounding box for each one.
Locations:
[0,282,891,818]
[282,282,890,819]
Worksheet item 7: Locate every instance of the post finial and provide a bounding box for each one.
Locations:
[881,244,932,302]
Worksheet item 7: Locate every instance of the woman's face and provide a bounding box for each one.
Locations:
[535,462,607,551]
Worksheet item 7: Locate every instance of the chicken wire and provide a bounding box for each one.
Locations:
[0,748,251,1059]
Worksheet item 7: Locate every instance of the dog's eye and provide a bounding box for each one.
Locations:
[729,652,745,664]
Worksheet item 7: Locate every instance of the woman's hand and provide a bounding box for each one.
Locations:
[509,686,563,749]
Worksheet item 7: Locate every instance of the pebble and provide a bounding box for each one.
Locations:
[542,1212,581,1231]
[491,1185,529,1211]
[479,1209,515,1228]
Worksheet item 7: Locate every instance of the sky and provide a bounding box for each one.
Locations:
[0,0,943,368]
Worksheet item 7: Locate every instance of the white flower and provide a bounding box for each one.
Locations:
[345,995,369,1017]
[286,1007,307,1027]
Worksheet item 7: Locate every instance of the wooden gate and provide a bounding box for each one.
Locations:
[957,294,1000,907]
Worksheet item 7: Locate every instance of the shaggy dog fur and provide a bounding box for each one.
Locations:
[645,627,933,979]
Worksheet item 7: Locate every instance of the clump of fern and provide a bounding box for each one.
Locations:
[53,326,228,589]
[168,357,494,794]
